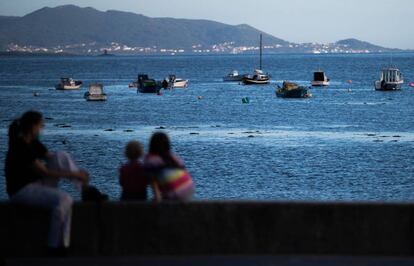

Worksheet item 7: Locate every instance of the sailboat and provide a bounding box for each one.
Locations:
[242,34,271,85]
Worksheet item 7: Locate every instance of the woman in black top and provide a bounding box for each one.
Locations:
[5,111,89,253]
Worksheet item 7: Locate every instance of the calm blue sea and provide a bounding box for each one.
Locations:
[0,53,413,201]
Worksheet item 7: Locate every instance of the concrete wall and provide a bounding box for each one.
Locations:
[1,201,414,258]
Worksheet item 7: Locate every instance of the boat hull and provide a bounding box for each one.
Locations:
[223,76,244,82]
[276,88,312,98]
[137,86,161,94]
[375,81,403,91]
[55,84,82,90]
[84,94,107,101]
[172,80,189,88]
[311,81,330,87]
[242,78,270,85]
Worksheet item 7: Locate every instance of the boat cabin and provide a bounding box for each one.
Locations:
[252,69,268,80]
[89,84,104,95]
[84,83,107,101]
[380,68,403,83]
[60,77,79,85]
[230,70,239,77]
[169,74,177,82]
[138,74,150,83]
[313,72,328,82]
[61,77,71,84]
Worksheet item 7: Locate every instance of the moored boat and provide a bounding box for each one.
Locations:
[242,69,270,85]
[167,75,189,88]
[408,82,414,87]
[242,34,271,85]
[374,67,404,91]
[55,78,82,90]
[311,70,330,87]
[135,74,162,94]
[223,70,245,82]
[84,84,107,101]
[276,81,312,98]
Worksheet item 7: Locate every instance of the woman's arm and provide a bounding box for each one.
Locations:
[151,179,162,202]
[32,159,89,183]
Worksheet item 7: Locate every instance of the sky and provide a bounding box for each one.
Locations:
[0,0,413,49]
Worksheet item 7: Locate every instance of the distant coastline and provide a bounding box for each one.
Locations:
[0,51,76,57]
[0,5,411,56]
[1,51,413,58]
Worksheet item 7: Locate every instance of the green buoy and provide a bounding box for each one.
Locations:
[242,97,250,104]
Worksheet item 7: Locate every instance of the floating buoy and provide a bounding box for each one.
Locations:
[197,96,203,100]
[242,97,250,104]
[347,80,353,84]
[33,92,40,97]
[348,88,352,92]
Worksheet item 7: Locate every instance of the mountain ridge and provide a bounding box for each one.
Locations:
[0,5,407,54]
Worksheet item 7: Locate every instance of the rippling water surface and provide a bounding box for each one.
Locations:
[0,53,413,201]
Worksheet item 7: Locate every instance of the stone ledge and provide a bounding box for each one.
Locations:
[1,201,414,258]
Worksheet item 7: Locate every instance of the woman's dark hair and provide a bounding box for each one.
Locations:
[149,132,179,167]
[8,111,43,146]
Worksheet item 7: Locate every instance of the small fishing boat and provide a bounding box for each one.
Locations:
[242,34,271,85]
[311,70,330,87]
[55,78,82,90]
[374,67,404,91]
[223,70,245,82]
[167,75,189,88]
[135,74,162,94]
[276,81,312,98]
[84,84,107,101]
[408,82,414,87]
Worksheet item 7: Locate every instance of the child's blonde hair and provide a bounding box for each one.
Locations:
[125,140,144,160]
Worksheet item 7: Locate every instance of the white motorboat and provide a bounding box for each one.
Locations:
[223,70,245,82]
[375,67,404,91]
[84,84,107,101]
[55,77,82,90]
[168,75,189,88]
[311,71,330,87]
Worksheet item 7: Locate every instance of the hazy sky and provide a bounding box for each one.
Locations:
[0,0,413,49]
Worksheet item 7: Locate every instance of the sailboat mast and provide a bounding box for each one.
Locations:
[259,34,263,70]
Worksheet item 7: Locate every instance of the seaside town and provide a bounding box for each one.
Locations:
[5,40,391,55]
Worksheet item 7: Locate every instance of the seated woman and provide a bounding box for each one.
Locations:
[119,140,148,201]
[4,111,89,254]
[144,132,194,202]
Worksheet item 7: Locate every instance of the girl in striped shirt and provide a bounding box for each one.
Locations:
[144,132,194,202]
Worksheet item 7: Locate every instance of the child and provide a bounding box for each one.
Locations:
[144,132,194,202]
[119,140,148,201]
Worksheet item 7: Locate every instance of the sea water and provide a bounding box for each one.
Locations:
[0,53,413,201]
